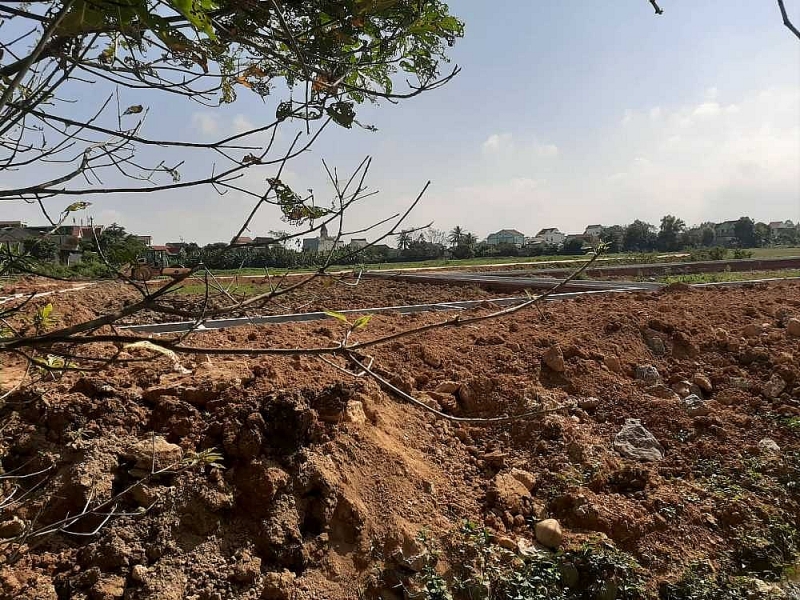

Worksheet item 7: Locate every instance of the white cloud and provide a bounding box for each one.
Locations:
[232,114,255,135]
[481,132,558,158]
[191,112,219,135]
[482,132,513,154]
[598,86,800,225]
[693,102,721,117]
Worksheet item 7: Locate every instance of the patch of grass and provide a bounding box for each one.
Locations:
[660,269,800,285]
[205,251,693,277]
[748,247,800,258]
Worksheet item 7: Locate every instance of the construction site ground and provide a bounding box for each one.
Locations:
[1,276,799,599]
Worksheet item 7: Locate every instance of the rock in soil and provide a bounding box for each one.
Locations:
[787,317,800,337]
[543,344,565,372]
[262,571,296,600]
[509,468,536,491]
[534,519,563,549]
[693,373,713,393]
[646,384,681,401]
[683,394,710,417]
[604,355,622,373]
[613,418,664,462]
[758,438,781,454]
[634,365,661,384]
[488,473,531,514]
[125,436,182,473]
[762,374,787,399]
[0,516,25,538]
[435,381,460,394]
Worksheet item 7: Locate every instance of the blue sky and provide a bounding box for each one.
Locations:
[5,0,800,244]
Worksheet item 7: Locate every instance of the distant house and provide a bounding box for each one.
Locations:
[534,228,566,246]
[714,221,738,246]
[0,221,26,228]
[349,238,368,249]
[231,236,253,246]
[302,224,343,253]
[486,229,525,247]
[564,233,592,246]
[134,235,153,247]
[769,221,796,239]
[584,225,604,239]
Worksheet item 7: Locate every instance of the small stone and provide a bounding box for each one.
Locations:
[543,344,565,372]
[762,374,787,399]
[742,323,761,338]
[90,575,125,600]
[420,347,442,368]
[125,436,182,472]
[435,381,460,394]
[130,483,160,507]
[481,451,507,469]
[0,516,25,538]
[496,536,517,551]
[232,552,262,584]
[787,318,800,337]
[646,384,681,401]
[692,374,713,393]
[488,473,530,514]
[262,571,295,600]
[645,335,667,356]
[604,355,622,373]
[458,384,477,413]
[578,397,600,410]
[344,401,367,425]
[534,519,563,549]
[634,365,660,385]
[671,381,692,398]
[613,418,664,462]
[758,438,781,454]
[130,565,147,583]
[683,394,710,417]
[509,468,536,491]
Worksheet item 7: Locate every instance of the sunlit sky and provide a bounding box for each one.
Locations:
[5,1,800,244]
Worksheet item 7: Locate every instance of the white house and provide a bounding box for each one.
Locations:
[486,229,525,247]
[584,224,604,239]
[534,228,566,246]
[302,224,343,253]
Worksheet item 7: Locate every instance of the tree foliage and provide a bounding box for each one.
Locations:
[0,0,463,220]
[80,224,147,266]
[657,214,686,252]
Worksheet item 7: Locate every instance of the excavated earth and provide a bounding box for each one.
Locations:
[0,277,799,599]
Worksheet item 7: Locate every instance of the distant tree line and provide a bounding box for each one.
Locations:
[29,215,798,275]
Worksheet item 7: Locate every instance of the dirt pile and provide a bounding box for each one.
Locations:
[1,280,799,598]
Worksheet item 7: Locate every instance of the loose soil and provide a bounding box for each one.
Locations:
[1,278,799,599]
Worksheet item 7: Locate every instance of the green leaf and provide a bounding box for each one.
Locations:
[64,201,92,212]
[167,0,217,39]
[326,102,356,128]
[351,315,372,330]
[324,311,349,324]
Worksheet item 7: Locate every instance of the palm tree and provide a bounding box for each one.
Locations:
[396,230,412,250]
[462,232,478,248]
[448,226,464,247]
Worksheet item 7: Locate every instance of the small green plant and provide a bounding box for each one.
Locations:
[181,447,225,469]
[33,303,55,332]
[32,354,74,379]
